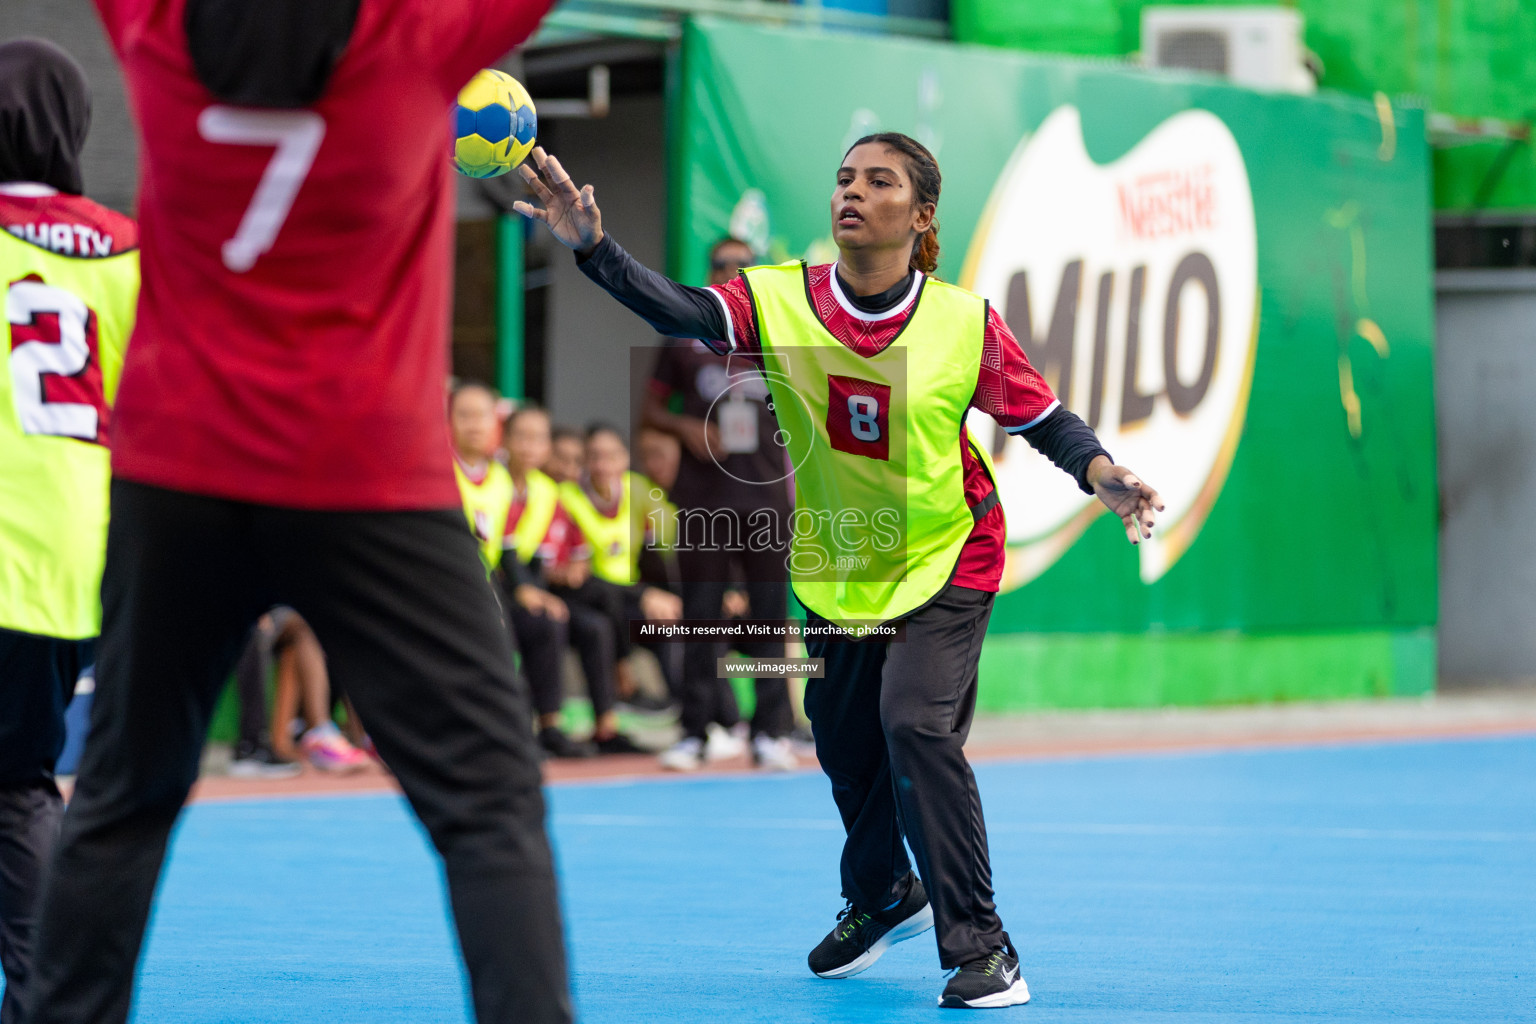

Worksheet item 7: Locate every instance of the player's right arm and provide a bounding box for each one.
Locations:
[89,0,144,53]
[515,148,748,353]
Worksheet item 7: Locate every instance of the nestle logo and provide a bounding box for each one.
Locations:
[1117,166,1217,240]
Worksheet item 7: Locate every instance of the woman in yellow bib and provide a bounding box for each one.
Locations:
[517,135,1162,1010]
[553,424,683,717]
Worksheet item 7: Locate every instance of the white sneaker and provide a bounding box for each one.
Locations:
[752,734,798,772]
[658,736,704,772]
[704,723,746,762]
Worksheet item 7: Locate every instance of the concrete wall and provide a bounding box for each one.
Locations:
[538,95,668,442]
[5,0,138,213]
[1436,270,1536,688]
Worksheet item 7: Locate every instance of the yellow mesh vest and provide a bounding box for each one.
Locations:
[559,471,672,586]
[507,468,559,564]
[453,458,515,571]
[0,232,138,639]
[743,263,996,627]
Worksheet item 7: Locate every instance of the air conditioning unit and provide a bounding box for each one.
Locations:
[1141,6,1316,94]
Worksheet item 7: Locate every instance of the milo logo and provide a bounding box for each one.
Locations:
[961,106,1258,587]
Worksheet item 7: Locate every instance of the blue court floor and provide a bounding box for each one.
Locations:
[39,736,1536,1022]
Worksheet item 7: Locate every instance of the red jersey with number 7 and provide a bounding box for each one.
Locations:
[93,0,553,508]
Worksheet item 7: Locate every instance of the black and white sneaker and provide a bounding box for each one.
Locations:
[807,874,934,979]
[938,933,1030,1009]
[227,741,302,779]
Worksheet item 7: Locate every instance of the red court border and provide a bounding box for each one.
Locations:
[185,717,1536,804]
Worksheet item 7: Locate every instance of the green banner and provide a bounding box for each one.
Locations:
[671,18,1436,704]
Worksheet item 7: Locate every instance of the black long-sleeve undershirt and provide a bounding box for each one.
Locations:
[576,234,1110,494]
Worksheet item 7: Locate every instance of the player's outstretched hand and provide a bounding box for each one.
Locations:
[513,147,603,255]
[1087,455,1165,546]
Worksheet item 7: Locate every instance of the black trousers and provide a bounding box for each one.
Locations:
[676,542,792,741]
[0,629,91,787]
[0,629,90,1024]
[621,584,682,697]
[803,583,1003,969]
[550,576,680,701]
[508,590,615,720]
[0,783,62,1024]
[17,481,571,1024]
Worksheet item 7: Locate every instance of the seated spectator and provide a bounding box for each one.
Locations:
[635,425,680,495]
[631,426,686,708]
[499,404,631,759]
[450,381,518,570]
[230,613,302,778]
[234,607,368,774]
[452,388,635,757]
[452,384,581,758]
[554,424,684,720]
[270,610,369,772]
[543,425,585,485]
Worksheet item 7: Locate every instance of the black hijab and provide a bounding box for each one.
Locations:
[0,38,91,194]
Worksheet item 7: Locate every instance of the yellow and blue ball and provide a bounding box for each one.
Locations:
[452,69,537,179]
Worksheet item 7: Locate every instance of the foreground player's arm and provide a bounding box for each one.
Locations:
[981,310,1164,545]
[436,0,561,95]
[514,148,732,344]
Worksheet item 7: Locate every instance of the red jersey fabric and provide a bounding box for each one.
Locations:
[504,483,584,567]
[0,183,138,258]
[706,265,1059,592]
[93,0,553,509]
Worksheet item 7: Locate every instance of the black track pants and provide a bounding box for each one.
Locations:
[17,481,572,1024]
[508,598,570,719]
[0,627,90,1024]
[0,782,62,1024]
[676,541,792,741]
[803,583,1004,968]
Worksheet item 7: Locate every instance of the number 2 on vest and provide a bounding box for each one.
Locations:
[7,277,109,444]
[197,107,326,273]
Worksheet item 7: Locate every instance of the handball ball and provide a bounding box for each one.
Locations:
[452,69,537,179]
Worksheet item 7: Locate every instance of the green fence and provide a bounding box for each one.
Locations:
[952,0,1536,211]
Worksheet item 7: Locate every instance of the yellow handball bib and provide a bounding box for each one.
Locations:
[560,470,672,586]
[506,468,559,565]
[743,263,998,628]
[453,457,515,571]
[0,231,138,640]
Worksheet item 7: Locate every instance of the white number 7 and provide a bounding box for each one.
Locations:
[197,107,326,273]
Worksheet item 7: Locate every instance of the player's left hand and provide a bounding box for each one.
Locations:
[1087,455,1165,546]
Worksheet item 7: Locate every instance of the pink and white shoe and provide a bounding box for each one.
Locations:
[301,722,368,774]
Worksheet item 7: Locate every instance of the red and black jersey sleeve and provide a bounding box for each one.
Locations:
[973,305,1059,431]
[978,307,1110,494]
[431,0,559,95]
[575,234,742,354]
[703,277,760,356]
